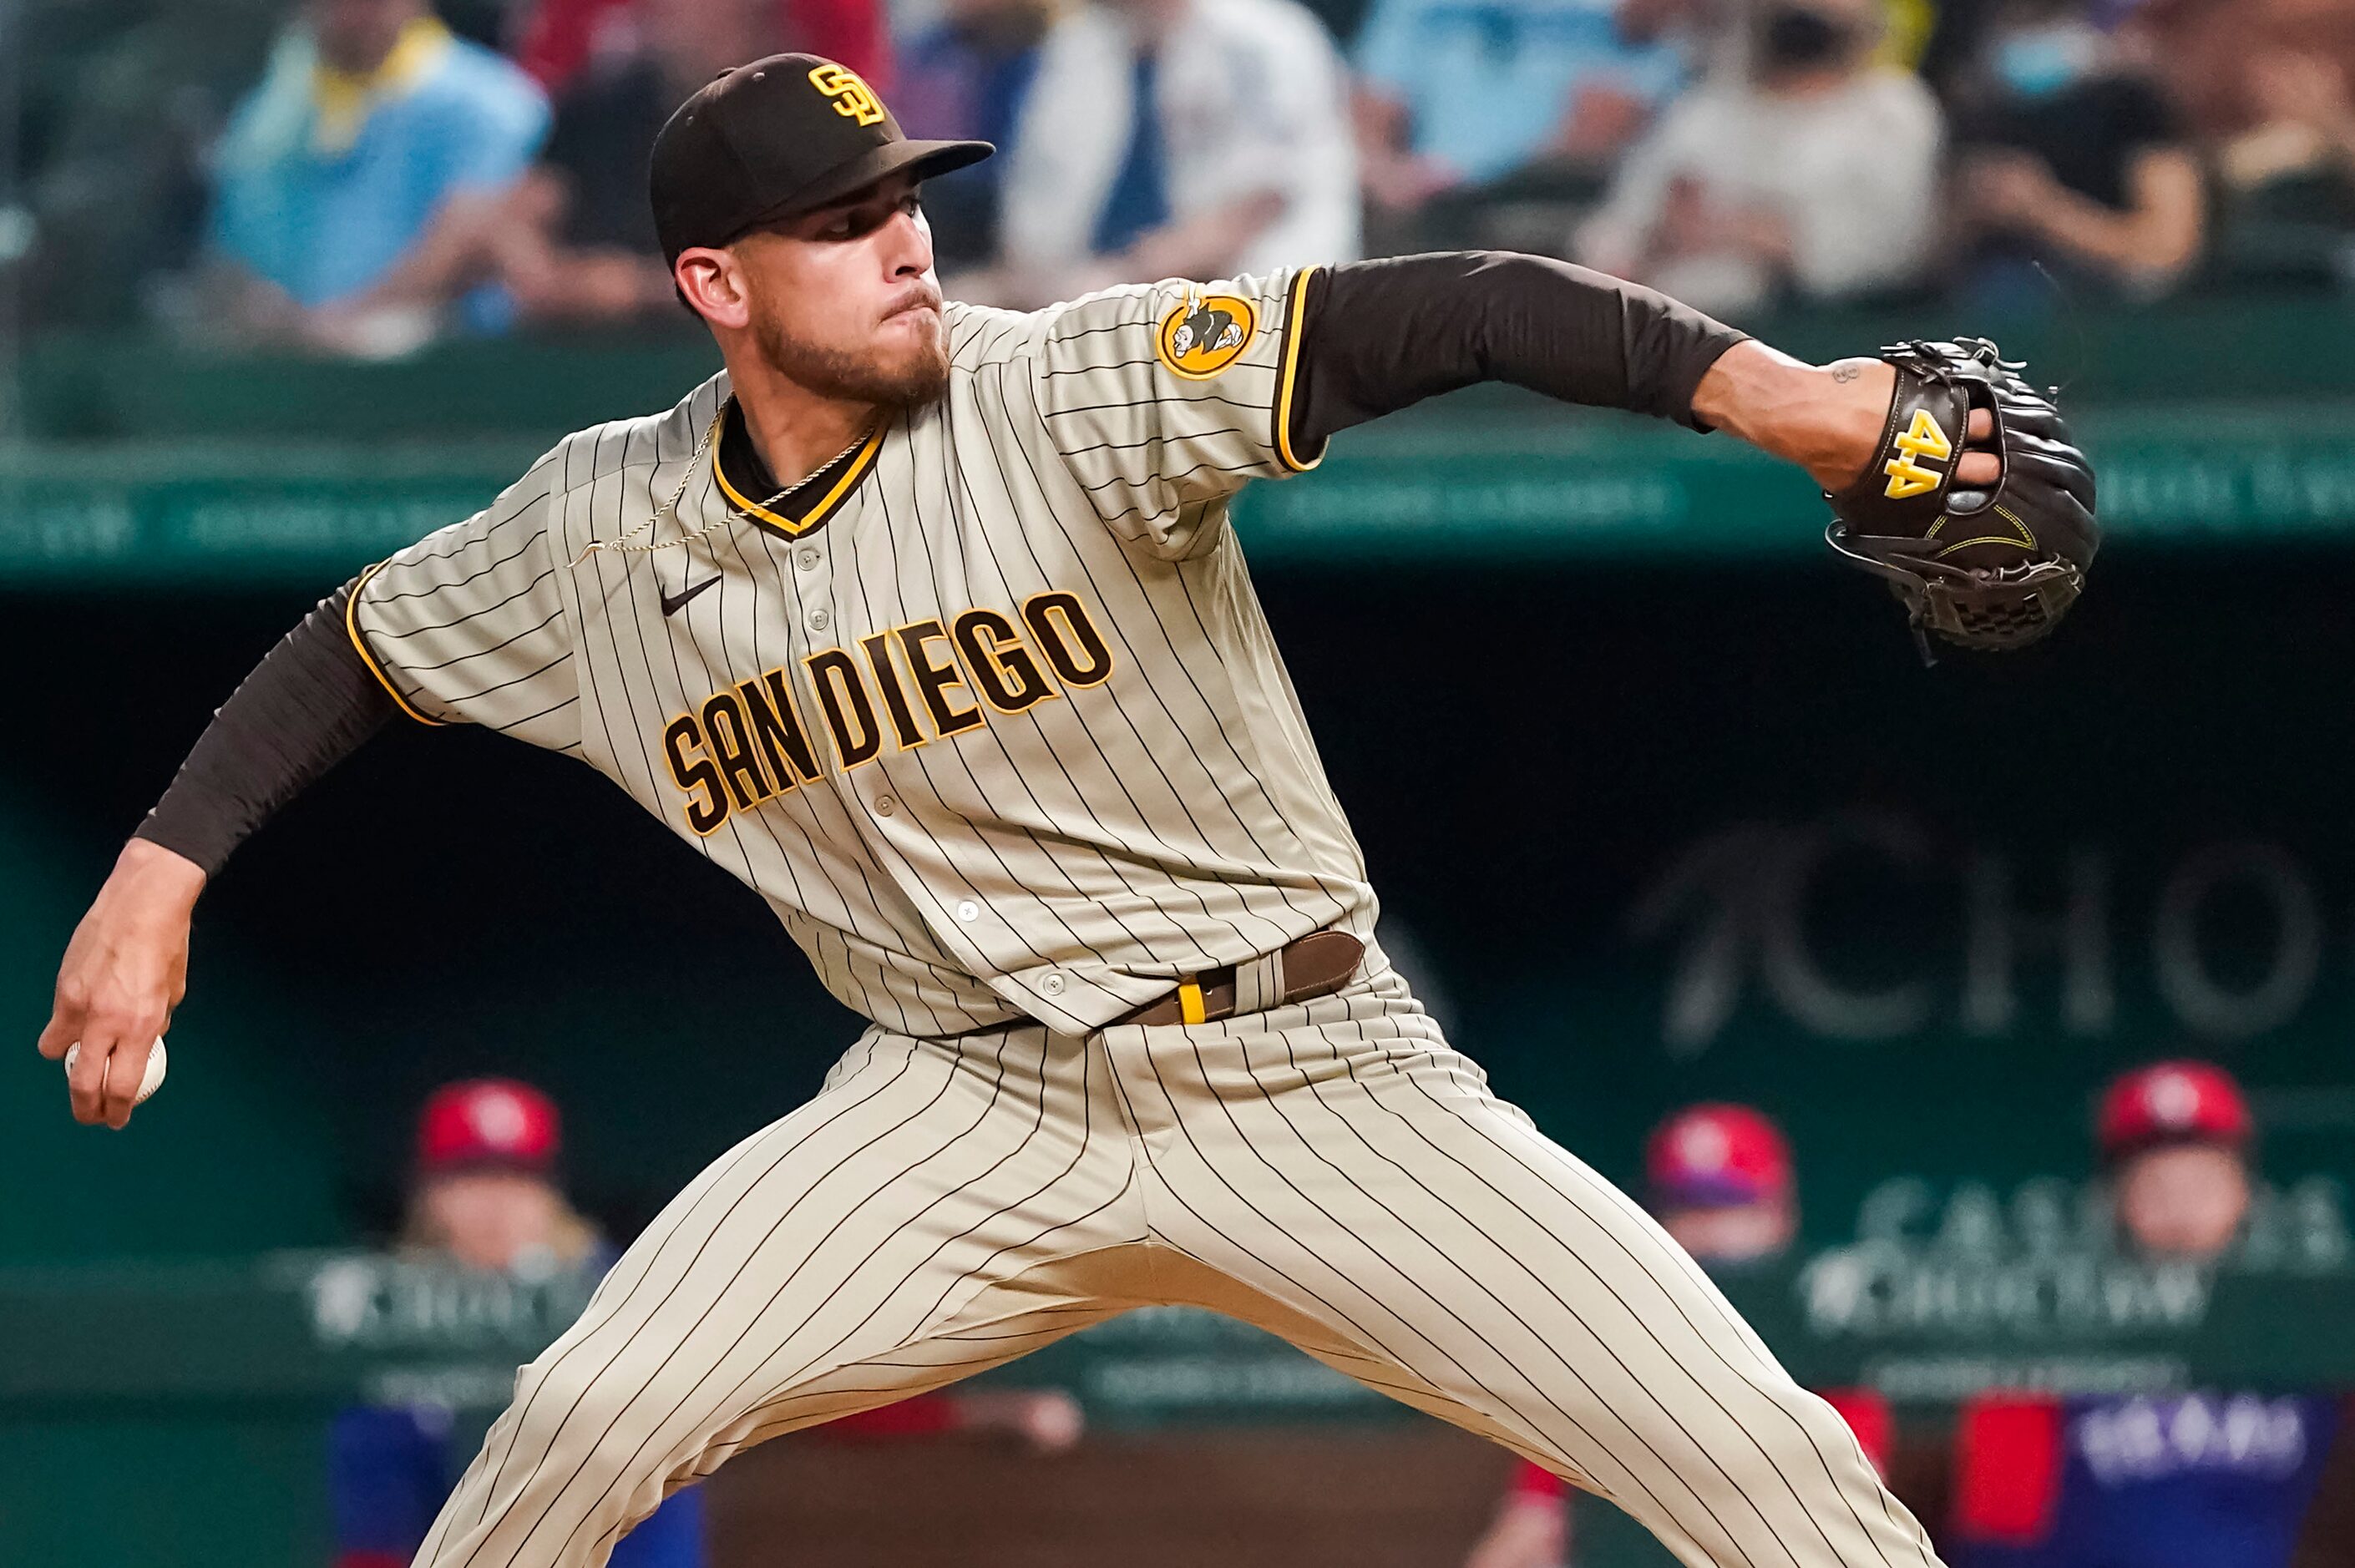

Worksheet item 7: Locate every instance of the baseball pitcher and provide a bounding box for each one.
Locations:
[41,53,2096,1568]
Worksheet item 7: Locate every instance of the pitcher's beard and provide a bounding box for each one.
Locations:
[754,307,950,409]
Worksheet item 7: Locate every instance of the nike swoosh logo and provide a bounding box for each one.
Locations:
[660,574,721,617]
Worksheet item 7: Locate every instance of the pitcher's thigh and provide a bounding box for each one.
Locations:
[417,1028,1140,1568]
[1140,1024,1941,1568]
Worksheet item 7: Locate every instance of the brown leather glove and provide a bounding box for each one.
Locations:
[1825,339,2099,658]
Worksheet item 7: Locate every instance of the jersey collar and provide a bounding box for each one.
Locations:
[712,397,886,539]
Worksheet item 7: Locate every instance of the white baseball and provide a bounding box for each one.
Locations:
[63,1038,169,1105]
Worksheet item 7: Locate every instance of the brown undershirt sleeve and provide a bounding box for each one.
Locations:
[134,579,397,878]
[1285,251,1750,458]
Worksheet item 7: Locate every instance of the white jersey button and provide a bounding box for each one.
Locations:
[874,795,898,817]
[1040,973,1067,997]
[807,606,832,633]
[796,548,820,572]
[955,899,980,923]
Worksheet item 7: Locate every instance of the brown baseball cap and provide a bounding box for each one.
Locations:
[650,54,992,266]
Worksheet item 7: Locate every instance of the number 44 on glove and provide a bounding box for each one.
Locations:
[1825,339,2099,660]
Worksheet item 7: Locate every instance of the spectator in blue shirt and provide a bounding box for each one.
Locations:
[1352,0,1684,220]
[892,0,1062,271]
[330,1080,704,1568]
[206,0,549,354]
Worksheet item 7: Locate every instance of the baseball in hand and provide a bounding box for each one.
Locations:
[63,1038,169,1105]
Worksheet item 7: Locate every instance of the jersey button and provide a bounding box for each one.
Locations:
[1040,973,1067,997]
[955,899,980,923]
[796,548,821,572]
[807,606,832,633]
[874,794,898,817]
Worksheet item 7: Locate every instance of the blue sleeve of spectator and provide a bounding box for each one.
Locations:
[208,174,261,276]
[329,1405,449,1559]
[444,63,552,195]
[206,103,277,278]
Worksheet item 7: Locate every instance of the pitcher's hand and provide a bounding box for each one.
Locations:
[38,838,205,1128]
[1692,341,1999,493]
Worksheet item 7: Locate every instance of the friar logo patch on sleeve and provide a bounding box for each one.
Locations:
[1156,292,1257,380]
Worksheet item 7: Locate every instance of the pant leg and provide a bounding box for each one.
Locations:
[416,1024,1146,1568]
[1107,971,1942,1568]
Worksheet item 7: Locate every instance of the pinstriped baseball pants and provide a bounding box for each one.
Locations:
[415,963,1943,1568]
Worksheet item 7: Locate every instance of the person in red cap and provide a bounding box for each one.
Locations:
[1465,1104,1891,1568]
[334,1079,705,1568]
[1948,1058,2352,1568]
[2097,1059,2255,1262]
[1646,1101,1800,1267]
[403,1078,600,1273]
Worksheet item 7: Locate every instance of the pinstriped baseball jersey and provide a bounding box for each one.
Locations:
[347,267,1372,1038]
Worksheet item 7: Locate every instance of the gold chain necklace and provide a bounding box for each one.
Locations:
[570,405,876,567]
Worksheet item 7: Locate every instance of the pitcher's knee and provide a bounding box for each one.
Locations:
[505,1348,652,1461]
[1740,1381,1894,1500]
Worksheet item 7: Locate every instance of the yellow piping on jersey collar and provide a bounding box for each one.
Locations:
[712,417,888,538]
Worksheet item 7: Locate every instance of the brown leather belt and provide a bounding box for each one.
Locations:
[1113,931,1365,1028]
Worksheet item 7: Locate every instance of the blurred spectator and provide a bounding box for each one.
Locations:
[10,0,282,330]
[1646,1099,1799,1264]
[332,1079,1084,1568]
[1949,0,2201,306]
[1352,0,1685,235]
[2121,0,2355,148]
[2216,48,2355,290]
[513,0,891,95]
[494,0,784,325]
[972,0,1358,306]
[2129,0,2355,292]
[1458,1104,1891,1568]
[332,1079,706,1568]
[1577,0,1941,317]
[2098,1057,2254,1260]
[1948,1060,2347,1568]
[894,0,1064,271]
[201,0,550,356]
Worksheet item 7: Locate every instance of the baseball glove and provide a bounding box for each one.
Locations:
[1825,338,2098,658]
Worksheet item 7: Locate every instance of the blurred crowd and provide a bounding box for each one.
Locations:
[1461,1062,2355,1568]
[13,0,2355,353]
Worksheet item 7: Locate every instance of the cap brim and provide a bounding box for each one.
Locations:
[747,139,995,230]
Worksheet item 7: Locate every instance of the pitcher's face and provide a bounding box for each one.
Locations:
[686,174,950,407]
